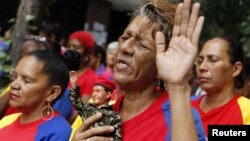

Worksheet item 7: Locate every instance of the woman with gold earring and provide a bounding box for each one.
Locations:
[0,50,71,141]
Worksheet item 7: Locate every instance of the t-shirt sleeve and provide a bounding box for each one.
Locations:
[35,116,72,141]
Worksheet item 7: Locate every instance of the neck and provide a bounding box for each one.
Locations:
[201,85,236,112]
[77,65,88,75]
[120,84,160,122]
[20,111,42,124]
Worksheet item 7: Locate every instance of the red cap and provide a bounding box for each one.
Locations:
[69,31,94,54]
[94,76,116,92]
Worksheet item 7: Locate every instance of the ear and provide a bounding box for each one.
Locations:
[106,91,112,99]
[47,85,62,102]
[232,61,243,77]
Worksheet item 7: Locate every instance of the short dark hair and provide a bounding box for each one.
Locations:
[222,36,246,89]
[26,50,69,94]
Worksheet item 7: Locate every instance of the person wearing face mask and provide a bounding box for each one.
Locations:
[67,31,97,103]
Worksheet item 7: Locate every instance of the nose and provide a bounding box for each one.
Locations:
[119,39,135,56]
[10,78,20,90]
[198,60,208,72]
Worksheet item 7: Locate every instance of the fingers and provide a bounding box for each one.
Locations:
[173,0,203,44]
[78,126,114,140]
[77,113,103,132]
[74,113,114,140]
[186,3,200,39]
[86,136,113,141]
[191,16,205,47]
[172,3,183,37]
[180,0,191,36]
[156,31,166,54]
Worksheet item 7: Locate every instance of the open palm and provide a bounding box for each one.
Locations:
[156,0,204,85]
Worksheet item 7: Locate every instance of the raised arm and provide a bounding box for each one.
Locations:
[156,0,205,141]
[69,71,93,119]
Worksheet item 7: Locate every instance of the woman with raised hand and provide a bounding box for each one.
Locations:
[72,0,205,140]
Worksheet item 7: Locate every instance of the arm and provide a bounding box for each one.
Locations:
[156,0,205,141]
[69,71,92,119]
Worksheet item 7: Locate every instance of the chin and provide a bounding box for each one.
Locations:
[115,76,130,86]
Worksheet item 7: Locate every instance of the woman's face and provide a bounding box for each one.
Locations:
[196,38,236,92]
[67,39,85,57]
[114,16,158,89]
[9,56,52,113]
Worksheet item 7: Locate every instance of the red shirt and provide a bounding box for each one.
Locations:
[191,95,250,136]
[75,68,97,97]
[113,92,168,141]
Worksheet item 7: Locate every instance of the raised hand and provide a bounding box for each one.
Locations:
[69,71,78,88]
[156,0,204,85]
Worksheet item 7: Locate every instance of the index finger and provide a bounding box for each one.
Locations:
[77,113,103,132]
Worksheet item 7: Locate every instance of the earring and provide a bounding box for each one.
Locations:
[41,102,54,121]
[157,79,166,91]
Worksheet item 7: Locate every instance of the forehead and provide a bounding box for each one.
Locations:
[201,38,229,56]
[68,39,82,46]
[16,56,45,75]
[93,85,105,90]
[125,16,157,39]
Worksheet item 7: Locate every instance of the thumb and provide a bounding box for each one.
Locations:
[155,31,166,54]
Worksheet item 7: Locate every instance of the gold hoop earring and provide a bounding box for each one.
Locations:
[41,102,54,121]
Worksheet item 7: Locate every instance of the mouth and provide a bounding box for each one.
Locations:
[116,58,131,71]
[198,76,208,83]
[9,92,19,99]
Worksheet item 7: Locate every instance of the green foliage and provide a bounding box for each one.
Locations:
[171,0,250,55]
[240,13,250,41]
[0,51,13,90]
[199,0,250,51]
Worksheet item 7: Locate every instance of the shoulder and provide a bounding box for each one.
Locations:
[236,96,250,111]
[237,96,250,124]
[0,113,21,129]
[39,116,71,132]
[36,116,72,141]
[83,68,97,76]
